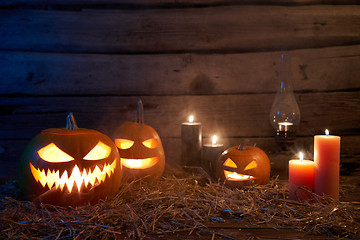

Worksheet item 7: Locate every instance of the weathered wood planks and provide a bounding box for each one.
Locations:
[1,2,359,181]
[1,92,359,139]
[1,0,358,7]
[1,45,360,95]
[1,5,359,53]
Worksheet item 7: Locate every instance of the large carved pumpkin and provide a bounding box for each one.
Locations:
[18,113,122,206]
[113,100,165,181]
[216,145,270,187]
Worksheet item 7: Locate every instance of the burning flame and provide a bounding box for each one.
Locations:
[188,115,194,123]
[212,135,217,145]
[325,129,329,136]
[30,159,117,193]
[121,157,159,169]
[299,152,304,161]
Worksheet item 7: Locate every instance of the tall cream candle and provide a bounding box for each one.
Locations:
[314,129,341,200]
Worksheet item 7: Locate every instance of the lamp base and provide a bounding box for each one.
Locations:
[275,130,296,152]
[269,151,292,180]
[270,130,297,179]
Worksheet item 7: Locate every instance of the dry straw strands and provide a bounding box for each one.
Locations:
[1,173,359,239]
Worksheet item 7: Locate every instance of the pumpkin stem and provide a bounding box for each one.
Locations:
[136,99,144,124]
[237,139,249,150]
[65,112,79,130]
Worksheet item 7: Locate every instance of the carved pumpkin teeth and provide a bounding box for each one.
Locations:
[121,157,159,169]
[224,170,255,181]
[30,159,117,193]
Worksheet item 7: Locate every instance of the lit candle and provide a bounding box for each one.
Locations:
[202,135,224,177]
[278,122,293,132]
[314,129,341,200]
[288,152,315,201]
[181,115,202,167]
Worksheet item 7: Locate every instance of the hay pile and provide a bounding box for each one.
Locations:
[1,172,359,239]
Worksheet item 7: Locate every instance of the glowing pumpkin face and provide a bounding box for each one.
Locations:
[216,146,270,187]
[18,113,122,206]
[113,121,165,181]
[113,100,165,181]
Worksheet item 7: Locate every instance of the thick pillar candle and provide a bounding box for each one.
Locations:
[181,115,202,167]
[314,129,341,200]
[288,152,315,201]
[202,135,224,177]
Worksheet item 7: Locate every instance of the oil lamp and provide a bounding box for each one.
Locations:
[269,54,300,152]
[269,54,301,179]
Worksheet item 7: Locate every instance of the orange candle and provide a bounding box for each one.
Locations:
[289,152,315,201]
[314,129,341,200]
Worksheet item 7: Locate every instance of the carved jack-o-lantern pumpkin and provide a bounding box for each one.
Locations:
[113,100,165,181]
[18,113,122,206]
[216,145,270,187]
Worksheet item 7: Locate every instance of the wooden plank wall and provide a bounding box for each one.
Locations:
[0,0,359,180]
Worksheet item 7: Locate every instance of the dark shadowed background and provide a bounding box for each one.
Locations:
[0,0,359,181]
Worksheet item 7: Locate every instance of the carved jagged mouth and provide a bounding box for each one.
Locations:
[30,159,117,193]
[121,157,159,169]
[224,170,255,181]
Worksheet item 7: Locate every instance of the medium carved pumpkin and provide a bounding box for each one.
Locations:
[216,145,270,187]
[113,100,165,181]
[18,113,122,206]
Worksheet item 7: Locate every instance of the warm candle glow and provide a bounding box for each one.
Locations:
[299,152,303,161]
[314,130,341,199]
[212,135,217,145]
[278,122,293,131]
[188,115,194,123]
[325,129,329,136]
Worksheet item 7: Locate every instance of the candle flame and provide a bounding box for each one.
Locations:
[299,152,303,161]
[189,115,194,123]
[212,135,217,145]
[278,122,293,132]
[325,129,329,136]
[279,122,293,126]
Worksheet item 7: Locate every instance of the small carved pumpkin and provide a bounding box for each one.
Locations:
[113,100,165,181]
[18,113,122,206]
[216,145,270,187]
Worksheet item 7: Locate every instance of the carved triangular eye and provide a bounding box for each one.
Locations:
[115,139,134,149]
[84,141,111,160]
[244,160,257,170]
[38,143,74,163]
[142,138,158,148]
[223,158,237,168]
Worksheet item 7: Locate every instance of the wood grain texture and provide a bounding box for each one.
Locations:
[1,92,359,140]
[1,5,359,53]
[1,0,360,183]
[1,45,360,95]
[1,0,358,7]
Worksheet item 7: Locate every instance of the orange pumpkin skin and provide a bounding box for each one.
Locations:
[18,115,122,206]
[216,146,270,188]
[113,121,165,181]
